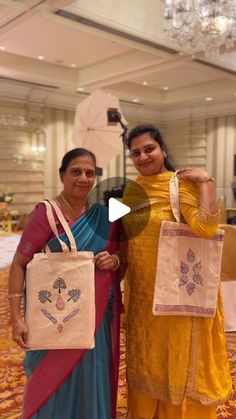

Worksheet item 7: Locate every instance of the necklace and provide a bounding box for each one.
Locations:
[60,193,77,219]
[60,193,88,219]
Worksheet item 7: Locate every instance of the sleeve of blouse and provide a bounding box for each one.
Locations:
[17,203,52,258]
[179,180,219,239]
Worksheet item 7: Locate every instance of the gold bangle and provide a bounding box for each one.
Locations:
[8,293,23,300]
[112,254,120,271]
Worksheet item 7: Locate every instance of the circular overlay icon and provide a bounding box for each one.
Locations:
[88,176,151,242]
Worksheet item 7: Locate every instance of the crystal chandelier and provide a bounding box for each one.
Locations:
[162,0,236,57]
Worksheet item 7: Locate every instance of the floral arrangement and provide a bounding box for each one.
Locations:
[0,187,14,204]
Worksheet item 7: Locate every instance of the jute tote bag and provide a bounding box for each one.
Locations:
[152,173,224,318]
[25,200,95,349]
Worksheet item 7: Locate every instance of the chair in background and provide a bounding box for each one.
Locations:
[220,224,236,332]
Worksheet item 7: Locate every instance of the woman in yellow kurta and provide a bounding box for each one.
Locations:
[122,124,232,419]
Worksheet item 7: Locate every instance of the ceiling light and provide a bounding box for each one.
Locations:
[132,99,139,103]
[163,86,169,90]
[142,81,148,85]
[0,46,6,50]
[162,0,236,57]
[77,87,85,91]
[38,55,44,60]
[205,97,213,101]
[71,64,76,68]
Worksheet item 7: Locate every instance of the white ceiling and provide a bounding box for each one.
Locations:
[0,0,236,112]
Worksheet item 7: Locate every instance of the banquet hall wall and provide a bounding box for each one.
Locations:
[0,100,235,215]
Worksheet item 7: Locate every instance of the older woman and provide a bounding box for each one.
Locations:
[9,148,122,419]
[122,124,232,419]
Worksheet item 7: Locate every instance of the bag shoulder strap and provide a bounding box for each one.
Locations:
[169,172,181,223]
[41,200,76,252]
[40,200,69,252]
[48,200,77,251]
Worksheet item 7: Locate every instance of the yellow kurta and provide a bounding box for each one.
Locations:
[122,171,232,407]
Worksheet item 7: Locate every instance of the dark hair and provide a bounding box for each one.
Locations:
[59,148,96,174]
[127,124,175,172]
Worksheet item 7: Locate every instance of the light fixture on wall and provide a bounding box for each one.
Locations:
[30,115,46,155]
[30,128,46,155]
[29,105,46,155]
[162,0,236,57]
[0,114,29,128]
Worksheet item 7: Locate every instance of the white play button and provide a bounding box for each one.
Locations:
[108,198,131,222]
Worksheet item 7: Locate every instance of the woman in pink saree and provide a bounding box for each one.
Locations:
[8,148,122,419]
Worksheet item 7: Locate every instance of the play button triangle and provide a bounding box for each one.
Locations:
[108,198,131,222]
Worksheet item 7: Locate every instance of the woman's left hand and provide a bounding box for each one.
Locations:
[94,251,119,271]
[177,167,214,183]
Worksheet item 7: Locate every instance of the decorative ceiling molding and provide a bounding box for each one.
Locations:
[0,1,46,30]
[1,78,235,123]
[0,0,235,114]
[1,75,59,89]
[194,59,236,77]
[55,9,178,55]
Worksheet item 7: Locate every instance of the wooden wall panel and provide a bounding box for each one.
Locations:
[1,100,235,215]
[162,119,207,170]
[0,103,45,214]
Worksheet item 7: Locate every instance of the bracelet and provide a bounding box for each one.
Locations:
[112,254,120,271]
[12,319,24,332]
[8,293,23,300]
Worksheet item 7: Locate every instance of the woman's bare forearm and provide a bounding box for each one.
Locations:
[8,251,31,349]
[9,263,25,322]
[9,252,31,322]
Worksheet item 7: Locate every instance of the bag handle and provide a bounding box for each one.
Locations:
[169,172,181,223]
[42,201,69,252]
[48,200,77,252]
[42,200,77,252]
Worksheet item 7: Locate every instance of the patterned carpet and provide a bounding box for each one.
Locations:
[1,268,236,418]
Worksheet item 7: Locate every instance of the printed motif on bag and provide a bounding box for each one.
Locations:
[38,277,81,334]
[179,248,203,296]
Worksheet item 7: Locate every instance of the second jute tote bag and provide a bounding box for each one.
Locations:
[25,200,95,349]
[152,173,224,318]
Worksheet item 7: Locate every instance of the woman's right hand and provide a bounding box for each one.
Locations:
[12,318,30,349]
[177,167,214,183]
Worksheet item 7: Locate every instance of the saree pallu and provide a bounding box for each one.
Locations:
[23,204,121,419]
